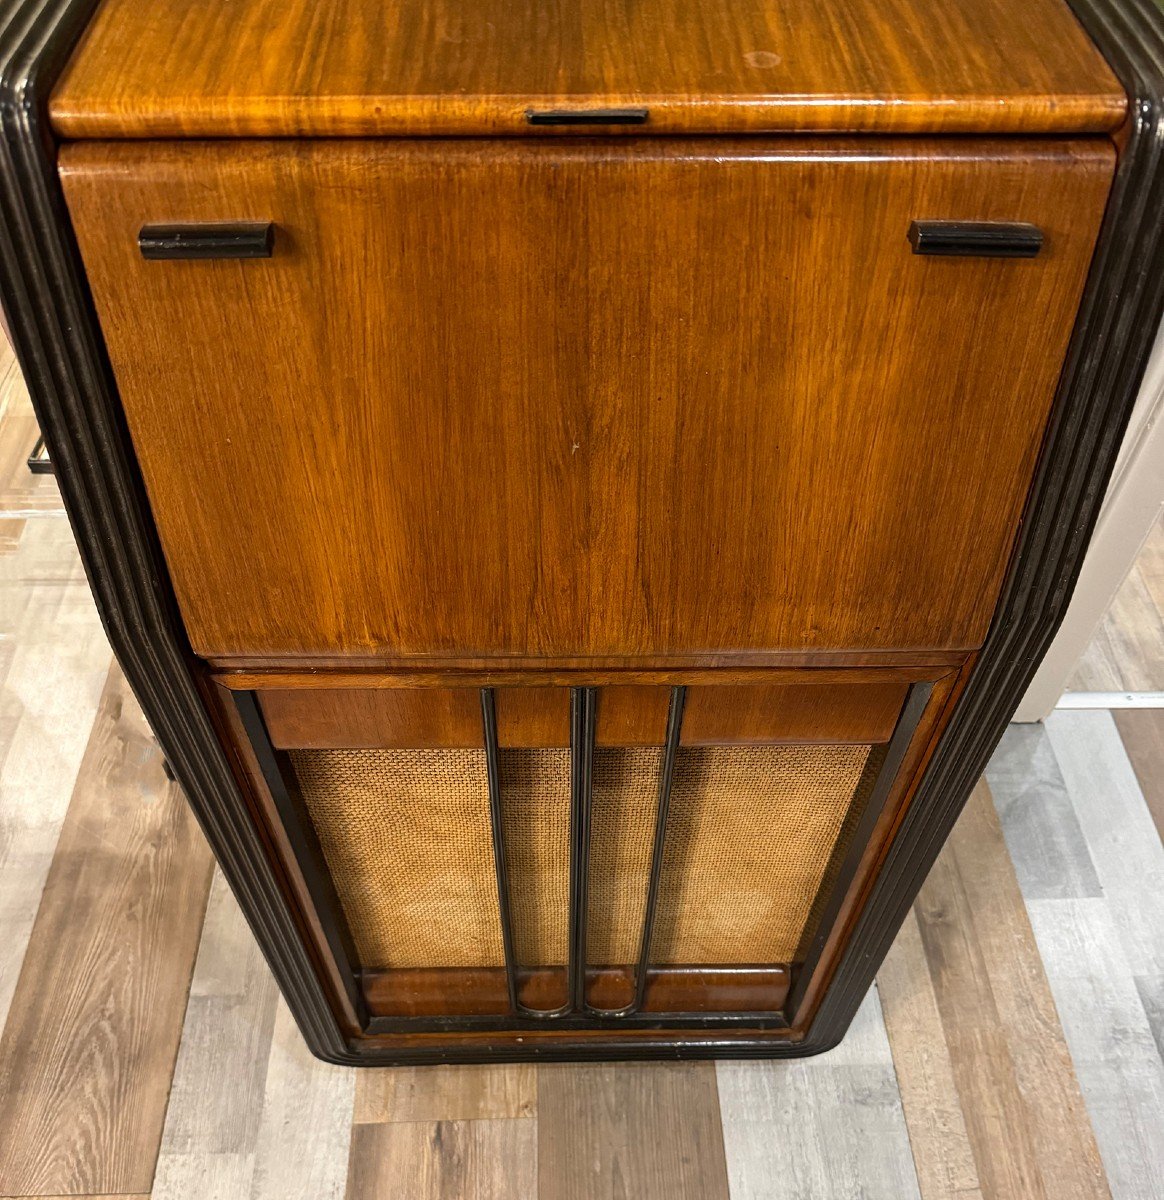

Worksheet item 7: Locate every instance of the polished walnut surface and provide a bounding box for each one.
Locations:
[49,0,1124,137]
[60,137,1112,664]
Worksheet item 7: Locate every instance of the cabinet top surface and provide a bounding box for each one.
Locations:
[50,0,1125,138]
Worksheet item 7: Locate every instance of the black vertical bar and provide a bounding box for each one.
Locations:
[785,681,935,1023]
[568,688,596,1013]
[232,690,367,1027]
[628,686,687,1015]
[481,688,519,1015]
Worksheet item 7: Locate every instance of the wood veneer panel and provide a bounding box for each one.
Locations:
[259,686,483,749]
[361,965,791,1017]
[49,0,1124,138]
[681,680,908,745]
[62,138,1113,664]
[0,666,214,1195]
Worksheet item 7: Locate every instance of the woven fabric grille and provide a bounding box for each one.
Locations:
[497,748,571,966]
[587,748,665,965]
[288,748,505,969]
[650,744,874,964]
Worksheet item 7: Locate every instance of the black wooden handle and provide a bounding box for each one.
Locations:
[525,107,648,125]
[139,222,275,260]
[908,221,1044,258]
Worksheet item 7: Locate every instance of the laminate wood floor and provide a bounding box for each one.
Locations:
[1067,513,1164,694]
[1,345,1163,1197]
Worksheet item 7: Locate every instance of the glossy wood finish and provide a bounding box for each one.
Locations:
[216,662,964,690]
[260,687,484,750]
[681,680,908,745]
[62,138,1112,665]
[257,677,909,748]
[363,966,790,1019]
[49,0,1124,138]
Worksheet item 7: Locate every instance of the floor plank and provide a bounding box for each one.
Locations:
[985,724,1102,899]
[0,521,110,1034]
[1067,515,1164,694]
[1024,898,1164,1200]
[346,1118,535,1200]
[0,664,214,1196]
[877,910,983,1200]
[540,1061,729,1200]
[249,999,355,1200]
[719,989,920,1200]
[1113,708,1164,843]
[152,869,356,1200]
[355,1063,534,1124]
[1033,712,1164,1199]
[913,781,1109,1200]
[1045,712,1164,977]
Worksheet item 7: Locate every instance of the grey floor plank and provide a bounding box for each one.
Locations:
[152,869,356,1200]
[997,713,1164,1200]
[986,723,1102,899]
[249,999,355,1200]
[1045,712,1164,977]
[151,870,279,1198]
[1134,975,1164,1064]
[717,989,921,1200]
[1024,898,1164,1200]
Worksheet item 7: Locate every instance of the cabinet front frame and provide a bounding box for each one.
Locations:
[211,667,957,1048]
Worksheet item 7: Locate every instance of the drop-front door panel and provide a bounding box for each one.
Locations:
[60,138,1113,663]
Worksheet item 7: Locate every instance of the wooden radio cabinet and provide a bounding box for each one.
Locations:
[1,0,1162,1064]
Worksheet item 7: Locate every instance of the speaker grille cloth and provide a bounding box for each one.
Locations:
[289,748,505,969]
[289,741,878,971]
[497,748,570,967]
[649,744,874,963]
[588,748,664,964]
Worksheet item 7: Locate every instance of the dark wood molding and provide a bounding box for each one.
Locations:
[0,0,1161,1064]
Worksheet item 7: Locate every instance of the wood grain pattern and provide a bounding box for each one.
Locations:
[61,138,1113,664]
[1046,711,1164,977]
[152,870,355,1200]
[537,1061,729,1200]
[49,0,1125,138]
[986,723,1103,899]
[247,1000,355,1200]
[913,781,1109,1200]
[718,988,921,1199]
[260,687,484,749]
[681,680,908,745]
[0,665,214,1196]
[1114,708,1164,842]
[0,518,110,1035]
[361,966,791,1018]
[354,1063,535,1123]
[877,910,983,1200]
[346,1119,535,1200]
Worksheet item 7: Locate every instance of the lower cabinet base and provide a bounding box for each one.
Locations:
[211,669,955,1061]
